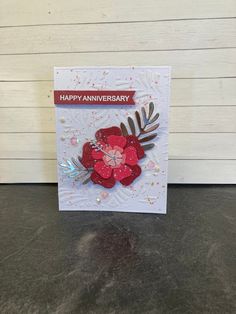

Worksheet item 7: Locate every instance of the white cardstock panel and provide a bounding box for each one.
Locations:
[55,66,170,214]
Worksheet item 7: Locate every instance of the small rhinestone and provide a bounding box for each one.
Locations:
[96,197,101,204]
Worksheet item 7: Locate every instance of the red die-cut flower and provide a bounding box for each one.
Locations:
[80,127,144,188]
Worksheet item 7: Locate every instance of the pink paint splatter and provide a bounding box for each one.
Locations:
[147,161,156,169]
[70,136,78,146]
[100,191,109,199]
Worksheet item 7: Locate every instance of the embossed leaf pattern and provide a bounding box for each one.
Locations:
[120,102,160,150]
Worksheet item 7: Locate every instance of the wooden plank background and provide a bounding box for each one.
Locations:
[0,0,236,183]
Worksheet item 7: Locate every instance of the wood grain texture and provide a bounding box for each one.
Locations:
[1,49,235,81]
[172,78,236,106]
[1,0,235,26]
[1,78,236,107]
[170,106,236,133]
[1,19,236,54]
[0,82,53,107]
[0,159,57,183]
[1,133,235,160]
[0,133,56,159]
[1,159,236,183]
[1,107,236,133]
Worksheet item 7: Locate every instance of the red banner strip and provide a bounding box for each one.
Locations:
[54,90,135,105]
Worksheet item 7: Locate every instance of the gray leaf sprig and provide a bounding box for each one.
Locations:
[59,157,92,184]
[120,102,159,151]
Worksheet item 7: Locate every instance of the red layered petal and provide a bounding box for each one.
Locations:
[91,171,116,188]
[80,142,95,168]
[120,165,142,186]
[91,141,106,160]
[94,161,112,179]
[95,126,121,143]
[113,164,132,181]
[107,135,127,148]
[125,135,145,159]
[124,146,138,166]
[91,149,104,160]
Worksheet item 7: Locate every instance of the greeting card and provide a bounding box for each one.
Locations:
[54,66,170,213]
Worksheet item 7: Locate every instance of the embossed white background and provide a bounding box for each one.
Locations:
[55,66,170,213]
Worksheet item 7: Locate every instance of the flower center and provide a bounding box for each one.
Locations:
[103,149,125,168]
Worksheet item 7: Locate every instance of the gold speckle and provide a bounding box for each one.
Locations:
[147,197,154,205]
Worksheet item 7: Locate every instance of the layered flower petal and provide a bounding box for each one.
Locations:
[91,171,116,188]
[94,160,113,179]
[95,127,121,143]
[91,141,106,160]
[125,135,145,159]
[113,145,123,153]
[113,164,132,181]
[107,135,127,148]
[120,165,142,186]
[91,149,104,160]
[80,142,95,168]
[124,146,138,166]
[82,126,144,188]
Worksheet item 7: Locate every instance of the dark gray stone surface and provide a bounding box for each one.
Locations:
[0,184,235,314]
